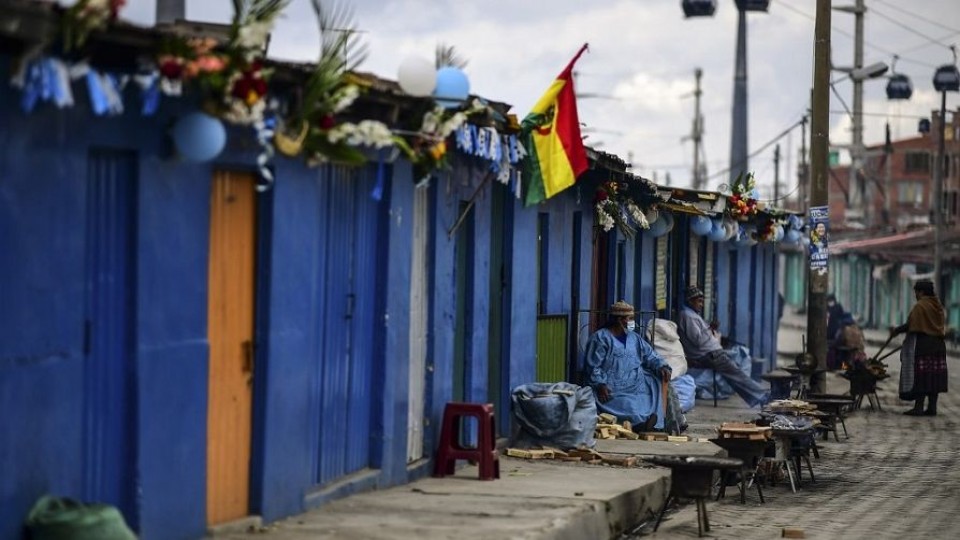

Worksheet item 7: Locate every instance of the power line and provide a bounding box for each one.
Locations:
[899,30,960,55]
[829,109,929,119]
[871,0,960,35]
[706,116,807,181]
[775,1,938,68]
[870,6,957,53]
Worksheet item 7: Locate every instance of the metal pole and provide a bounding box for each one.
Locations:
[729,7,749,186]
[807,0,832,393]
[884,122,893,227]
[774,143,781,203]
[156,0,186,24]
[800,115,809,212]
[847,0,866,227]
[693,68,704,190]
[934,92,947,296]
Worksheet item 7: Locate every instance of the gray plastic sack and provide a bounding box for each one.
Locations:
[25,495,137,540]
[509,382,597,450]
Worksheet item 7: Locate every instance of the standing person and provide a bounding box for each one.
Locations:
[584,300,671,431]
[826,294,845,345]
[891,279,948,416]
[677,286,769,407]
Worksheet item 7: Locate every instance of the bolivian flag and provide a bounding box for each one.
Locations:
[522,44,590,206]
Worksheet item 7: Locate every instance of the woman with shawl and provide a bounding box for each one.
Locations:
[891,279,948,416]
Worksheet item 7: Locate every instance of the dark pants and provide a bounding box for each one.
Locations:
[689,349,768,406]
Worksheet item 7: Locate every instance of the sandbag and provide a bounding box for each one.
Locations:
[510,382,597,450]
[671,374,697,413]
[646,319,688,379]
[25,496,137,540]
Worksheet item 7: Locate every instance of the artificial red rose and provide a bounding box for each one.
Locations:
[159,59,184,79]
[319,115,336,130]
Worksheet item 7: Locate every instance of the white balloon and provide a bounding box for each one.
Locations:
[397,56,436,97]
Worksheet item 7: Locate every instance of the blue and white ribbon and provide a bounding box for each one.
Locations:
[84,69,125,116]
[12,56,74,112]
[253,115,277,192]
[134,71,161,116]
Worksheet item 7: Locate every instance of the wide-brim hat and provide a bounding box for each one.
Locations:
[609,300,634,317]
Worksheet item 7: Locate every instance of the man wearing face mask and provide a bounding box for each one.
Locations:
[584,300,671,431]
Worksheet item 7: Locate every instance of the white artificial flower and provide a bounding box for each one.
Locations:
[626,202,649,229]
[332,85,360,113]
[237,20,274,50]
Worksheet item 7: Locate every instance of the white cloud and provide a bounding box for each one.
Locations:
[120,0,960,191]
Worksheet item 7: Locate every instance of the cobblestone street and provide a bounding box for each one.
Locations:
[636,317,960,539]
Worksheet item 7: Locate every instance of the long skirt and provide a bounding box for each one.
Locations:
[899,332,948,400]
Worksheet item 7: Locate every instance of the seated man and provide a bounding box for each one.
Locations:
[584,300,671,432]
[677,286,769,407]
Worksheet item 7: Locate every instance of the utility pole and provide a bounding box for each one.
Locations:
[807,0,832,393]
[934,100,947,297]
[774,143,781,203]
[837,0,867,227]
[729,6,749,186]
[692,68,704,190]
[884,122,893,227]
[799,115,809,212]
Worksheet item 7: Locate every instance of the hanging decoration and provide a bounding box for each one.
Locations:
[726,171,760,220]
[593,181,652,237]
[453,124,526,197]
[690,215,713,236]
[157,1,288,125]
[171,111,227,162]
[61,0,126,53]
[707,218,727,242]
[394,99,488,184]
[397,56,436,97]
[433,66,470,108]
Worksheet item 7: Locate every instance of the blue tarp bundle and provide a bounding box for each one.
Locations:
[509,382,597,450]
[687,345,752,401]
[671,374,697,412]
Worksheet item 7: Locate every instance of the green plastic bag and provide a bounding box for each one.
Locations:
[25,495,137,540]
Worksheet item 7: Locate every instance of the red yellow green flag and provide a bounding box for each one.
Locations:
[522,44,590,206]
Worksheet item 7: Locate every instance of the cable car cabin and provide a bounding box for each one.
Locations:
[886,74,913,100]
[933,65,960,92]
[735,0,770,11]
[682,0,717,17]
[919,118,931,134]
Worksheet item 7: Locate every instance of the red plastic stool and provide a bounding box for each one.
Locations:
[432,402,500,480]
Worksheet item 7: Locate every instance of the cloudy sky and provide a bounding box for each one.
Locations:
[117,1,960,199]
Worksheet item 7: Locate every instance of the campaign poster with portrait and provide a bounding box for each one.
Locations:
[808,205,829,275]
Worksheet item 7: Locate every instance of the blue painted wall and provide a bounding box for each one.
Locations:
[0,64,211,539]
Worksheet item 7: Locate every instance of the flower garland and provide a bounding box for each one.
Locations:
[726,171,760,220]
[394,99,488,184]
[61,0,126,53]
[157,0,288,124]
[593,181,651,237]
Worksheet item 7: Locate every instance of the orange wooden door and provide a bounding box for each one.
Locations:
[207,171,257,525]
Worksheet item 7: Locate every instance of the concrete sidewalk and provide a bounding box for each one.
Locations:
[212,315,954,540]
[213,440,725,540]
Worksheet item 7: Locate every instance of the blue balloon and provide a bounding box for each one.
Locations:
[434,66,470,109]
[783,228,801,244]
[708,219,727,242]
[172,112,226,162]
[647,217,666,237]
[690,215,713,236]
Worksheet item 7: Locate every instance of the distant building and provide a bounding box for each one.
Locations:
[828,107,960,231]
